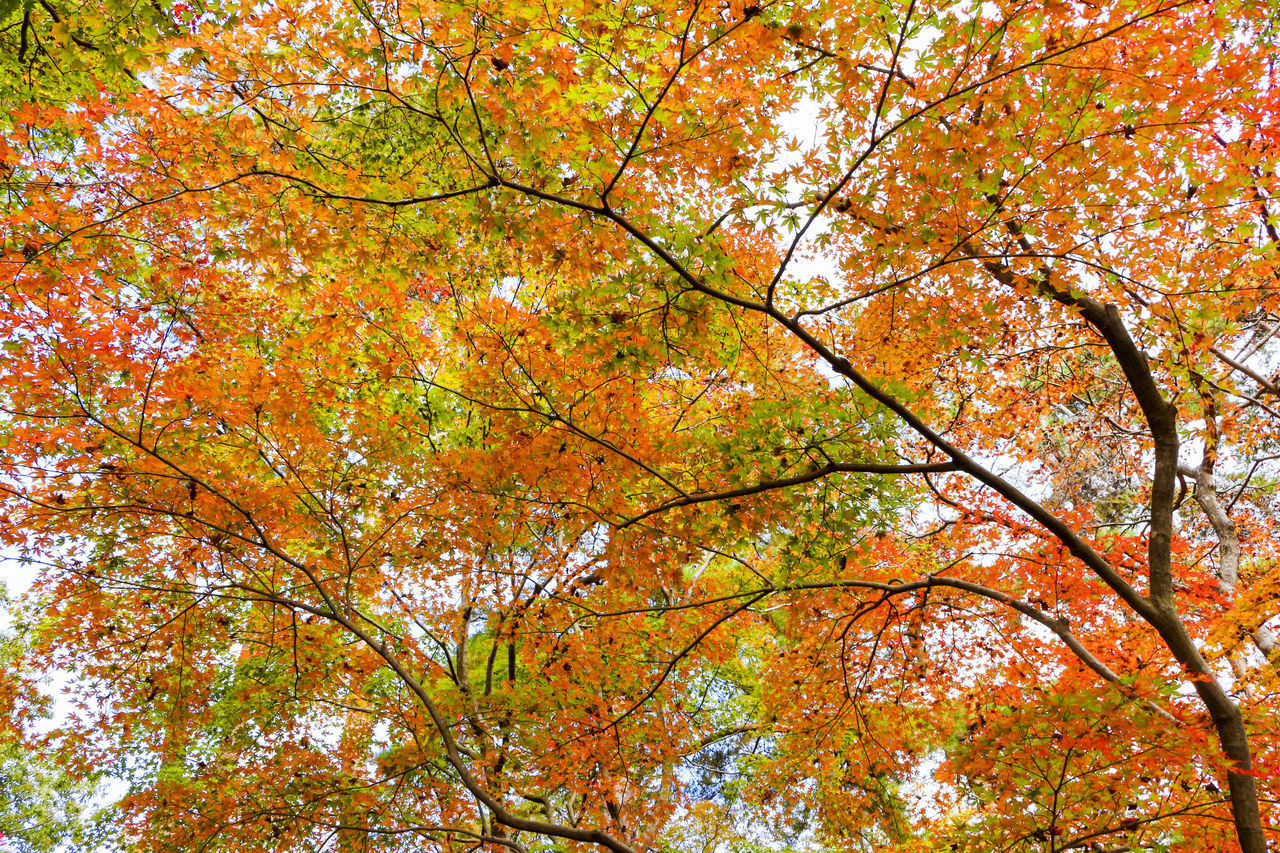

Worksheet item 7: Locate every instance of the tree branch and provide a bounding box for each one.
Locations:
[621,460,957,526]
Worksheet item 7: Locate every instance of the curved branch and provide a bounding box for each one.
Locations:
[783,574,1174,720]
[621,460,957,527]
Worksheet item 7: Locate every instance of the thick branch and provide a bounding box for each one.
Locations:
[958,242,1262,853]
[622,460,957,526]
[1179,463,1278,660]
[1211,346,1280,396]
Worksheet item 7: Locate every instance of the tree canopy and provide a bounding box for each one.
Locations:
[2,0,1279,850]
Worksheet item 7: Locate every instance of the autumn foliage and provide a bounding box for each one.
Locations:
[2,0,1279,850]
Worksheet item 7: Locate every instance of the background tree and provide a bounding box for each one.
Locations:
[2,0,1279,851]
[0,585,119,853]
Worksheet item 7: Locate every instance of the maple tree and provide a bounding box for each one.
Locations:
[2,0,1280,850]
